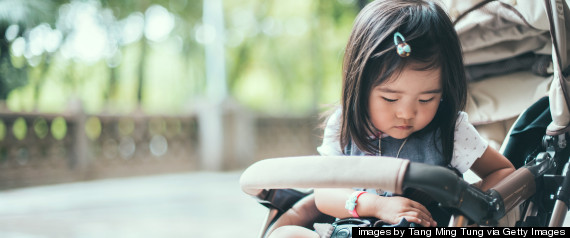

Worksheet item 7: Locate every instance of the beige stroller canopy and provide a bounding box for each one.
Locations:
[444,0,570,134]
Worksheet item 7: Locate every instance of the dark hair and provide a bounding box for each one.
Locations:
[340,0,467,164]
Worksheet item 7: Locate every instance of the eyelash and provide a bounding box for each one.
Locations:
[381,97,435,103]
[419,97,435,103]
[382,97,397,103]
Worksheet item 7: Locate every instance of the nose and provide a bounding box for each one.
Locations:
[396,103,416,120]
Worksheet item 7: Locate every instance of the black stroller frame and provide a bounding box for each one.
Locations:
[240,0,570,236]
[520,133,570,227]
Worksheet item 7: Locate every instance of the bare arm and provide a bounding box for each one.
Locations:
[470,146,515,192]
[313,188,437,227]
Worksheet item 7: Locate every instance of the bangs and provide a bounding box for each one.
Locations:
[370,43,442,87]
[367,1,446,87]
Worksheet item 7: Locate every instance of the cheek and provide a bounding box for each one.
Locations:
[368,98,385,114]
[419,104,440,122]
[371,102,394,116]
[369,103,392,125]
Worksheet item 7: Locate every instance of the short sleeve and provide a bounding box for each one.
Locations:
[450,111,488,173]
[317,109,344,156]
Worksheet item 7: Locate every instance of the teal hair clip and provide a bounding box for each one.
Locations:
[393,32,411,57]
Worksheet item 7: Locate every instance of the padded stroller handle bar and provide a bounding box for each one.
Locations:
[240,156,537,224]
[240,156,410,196]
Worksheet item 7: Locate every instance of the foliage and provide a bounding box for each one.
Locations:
[0,0,362,115]
[0,0,63,99]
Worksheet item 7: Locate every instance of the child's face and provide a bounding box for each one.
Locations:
[368,64,442,139]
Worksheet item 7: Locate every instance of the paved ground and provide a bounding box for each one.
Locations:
[0,171,267,238]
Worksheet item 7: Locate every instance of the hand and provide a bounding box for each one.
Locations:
[374,196,437,227]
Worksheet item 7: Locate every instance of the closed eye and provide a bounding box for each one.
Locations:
[419,97,435,103]
[382,97,397,103]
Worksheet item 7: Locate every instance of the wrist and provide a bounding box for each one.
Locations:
[373,195,388,220]
[350,192,384,219]
[345,191,367,217]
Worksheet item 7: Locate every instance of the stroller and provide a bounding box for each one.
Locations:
[240,0,570,236]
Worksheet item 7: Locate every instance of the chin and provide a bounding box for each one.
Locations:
[386,132,410,139]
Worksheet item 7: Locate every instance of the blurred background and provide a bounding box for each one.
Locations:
[0,0,368,237]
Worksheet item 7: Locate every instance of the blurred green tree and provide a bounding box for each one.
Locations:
[0,0,63,100]
[0,0,365,115]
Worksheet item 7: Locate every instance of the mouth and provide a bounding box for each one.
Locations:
[395,126,412,130]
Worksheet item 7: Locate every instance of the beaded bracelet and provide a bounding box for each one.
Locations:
[345,191,367,218]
